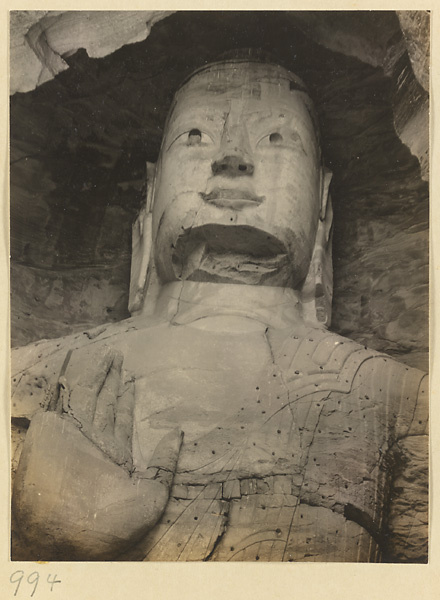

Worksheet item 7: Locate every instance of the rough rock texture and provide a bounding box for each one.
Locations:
[384,435,429,562]
[397,11,430,91]
[10,11,429,371]
[10,11,173,94]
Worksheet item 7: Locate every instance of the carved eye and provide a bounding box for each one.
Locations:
[188,129,202,145]
[269,132,283,144]
[167,128,213,152]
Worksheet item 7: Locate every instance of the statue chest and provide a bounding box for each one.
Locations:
[91,325,391,492]
[126,325,282,468]
[116,326,394,562]
[11,320,426,562]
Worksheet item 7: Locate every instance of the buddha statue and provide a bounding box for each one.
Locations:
[11,58,428,563]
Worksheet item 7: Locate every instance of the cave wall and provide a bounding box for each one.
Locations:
[9,10,429,371]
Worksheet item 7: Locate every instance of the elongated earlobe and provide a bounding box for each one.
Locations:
[320,166,333,221]
[301,166,334,328]
[128,163,156,314]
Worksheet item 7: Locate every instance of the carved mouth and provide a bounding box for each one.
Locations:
[200,188,264,209]
[171,224,292,287]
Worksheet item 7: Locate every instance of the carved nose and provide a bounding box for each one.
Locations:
[212,154,254,176]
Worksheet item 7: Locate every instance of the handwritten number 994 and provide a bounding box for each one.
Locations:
[10,571,61,596]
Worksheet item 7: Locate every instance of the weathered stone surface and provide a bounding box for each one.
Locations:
[11,262,131,347]
[11,313,428,562]
[9,12,429,370]
[10,9,429,181]
[397,11,430,91]
[385,434,429,563]
[13,365,183,561]
[10,10,173,94]
[11,58,428,563]
[291,11,429,179]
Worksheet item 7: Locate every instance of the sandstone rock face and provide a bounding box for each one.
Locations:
[10,10,173,94]
[397,10,430,91]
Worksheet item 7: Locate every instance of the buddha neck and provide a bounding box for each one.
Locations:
[147,280,309,332]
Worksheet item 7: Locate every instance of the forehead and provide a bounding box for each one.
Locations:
[168,62,316,126]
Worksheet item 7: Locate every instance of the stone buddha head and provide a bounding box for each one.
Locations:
[129,58,334,327]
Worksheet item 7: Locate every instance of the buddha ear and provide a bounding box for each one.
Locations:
[320,166,333,221]
[300,166,334,328]
[128,162,156,315]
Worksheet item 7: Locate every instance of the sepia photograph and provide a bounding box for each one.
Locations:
[9,10,429,565]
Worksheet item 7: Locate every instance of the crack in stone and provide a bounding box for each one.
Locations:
[343,503,382,544]
[203,500,230,561]
[404,374,427,439]
[171,197,205,284]
[63,400,134,474]
[262,328,295,422]
[281,400,326,561]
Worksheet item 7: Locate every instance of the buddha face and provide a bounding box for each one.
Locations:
[152,61,324,289]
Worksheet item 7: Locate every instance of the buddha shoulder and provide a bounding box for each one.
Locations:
[268,327,427,431]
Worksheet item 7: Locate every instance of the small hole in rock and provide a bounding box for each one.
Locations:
[269,132,282,144]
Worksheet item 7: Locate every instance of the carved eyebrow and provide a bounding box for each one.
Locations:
[253,115,305,140]
[169,102,226,122]
[166,110,225,137]
[164,125,216,152]
[256,129,307,155]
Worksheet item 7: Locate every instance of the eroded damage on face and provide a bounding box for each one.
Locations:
[152,60,327,293]
[172,224,293,287]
